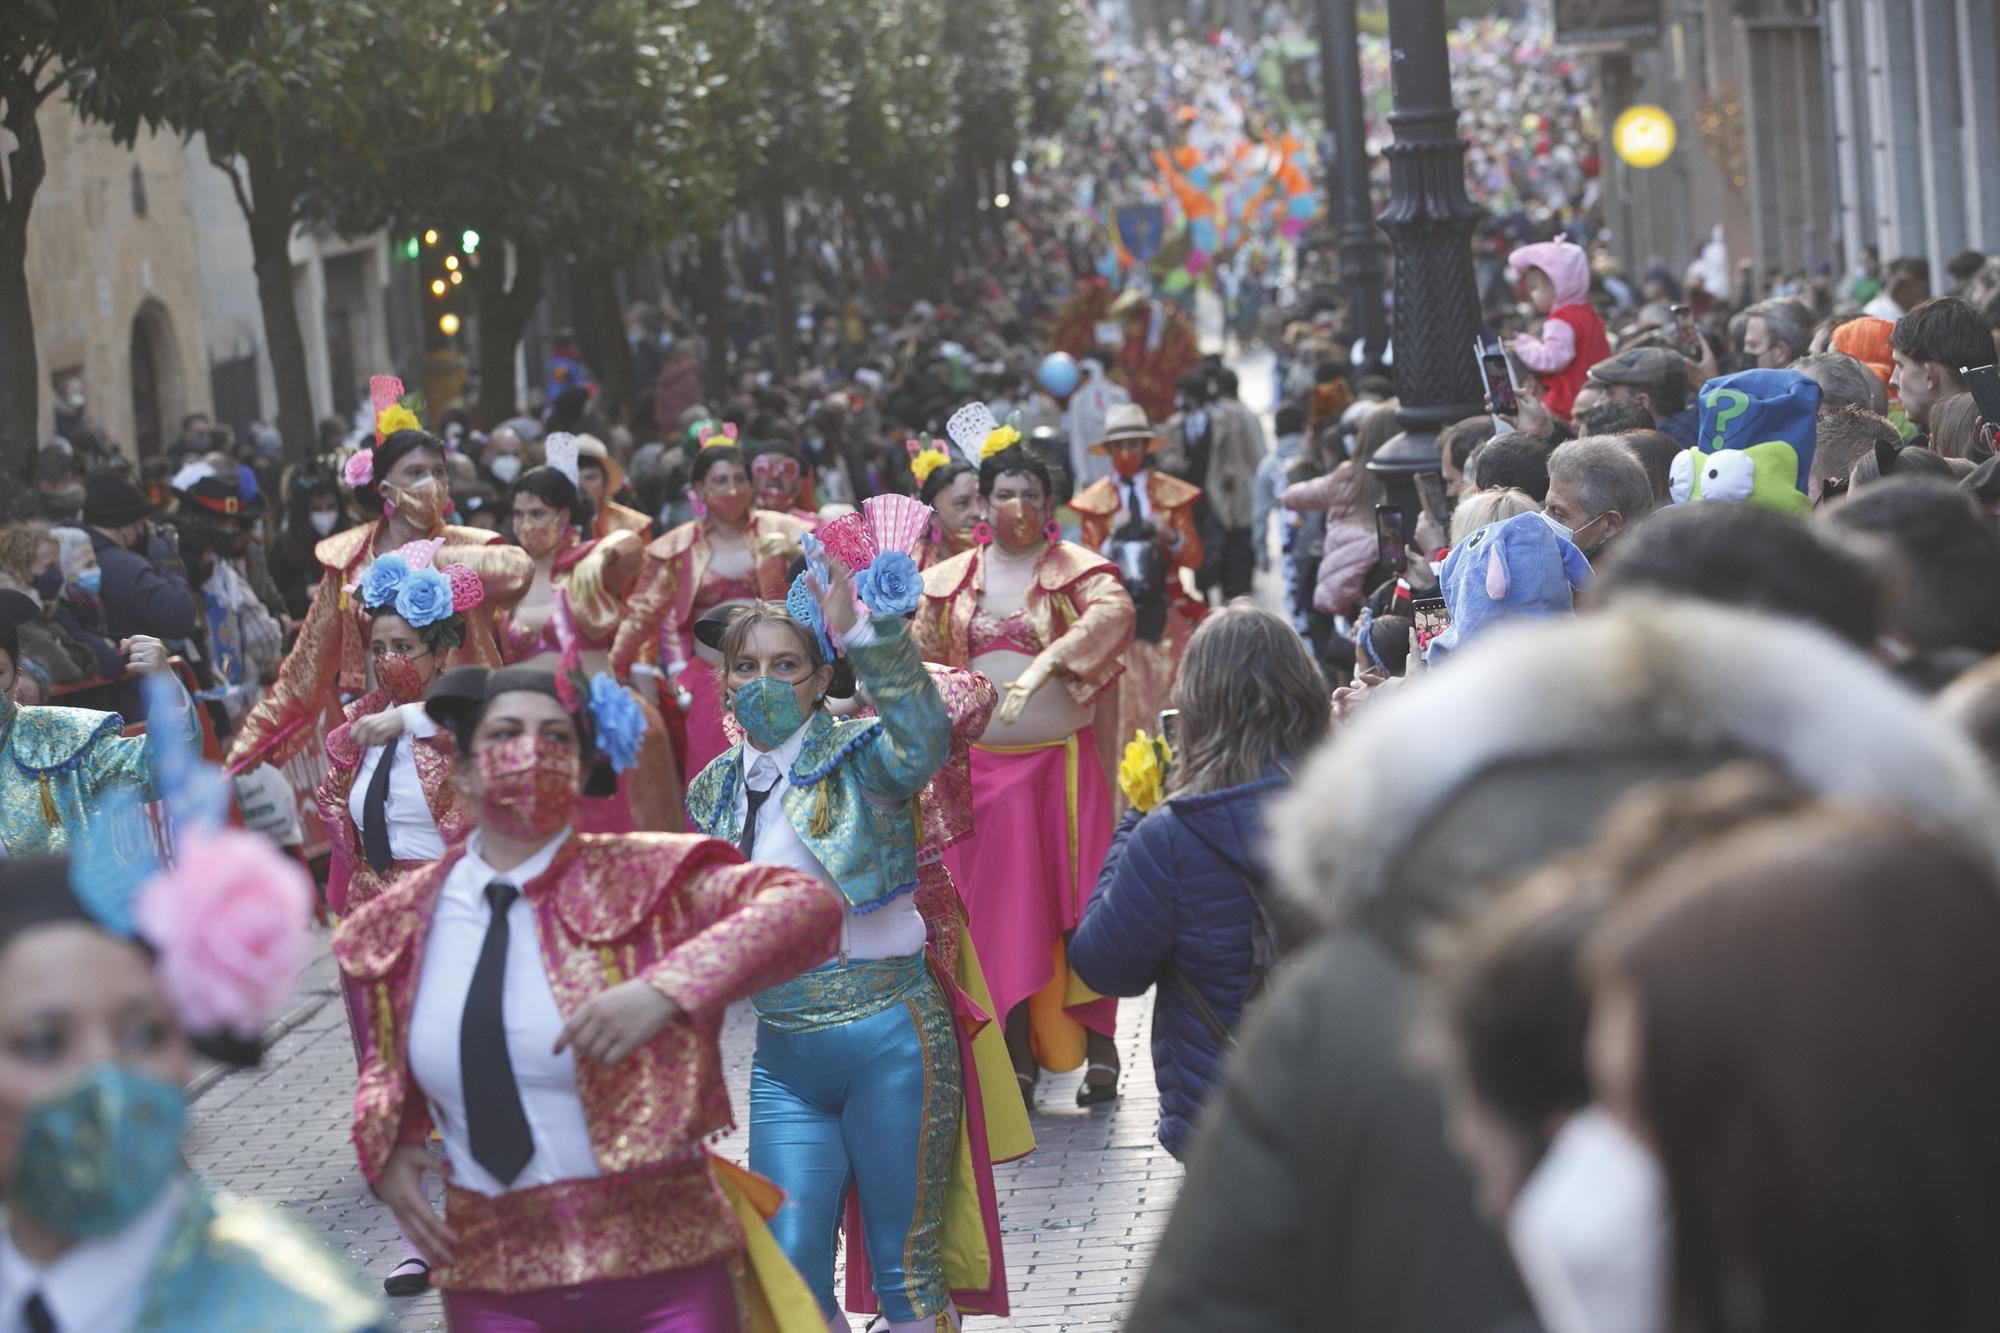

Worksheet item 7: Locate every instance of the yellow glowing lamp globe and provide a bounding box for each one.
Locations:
[1613,105,1676,169]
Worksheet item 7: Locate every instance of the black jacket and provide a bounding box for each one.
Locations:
[1126,930,1530,1333]
[87,528,198,644]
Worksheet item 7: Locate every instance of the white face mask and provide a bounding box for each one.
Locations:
[1534,510,1575,544]
[1505,1107,1671,1333]
[308,510,339,537]
[489,454,522,484]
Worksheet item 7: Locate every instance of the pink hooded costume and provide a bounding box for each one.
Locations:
[1508,241,1610,423]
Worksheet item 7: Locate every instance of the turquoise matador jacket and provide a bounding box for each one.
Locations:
[685,618,949,913]
[0,692,200,857]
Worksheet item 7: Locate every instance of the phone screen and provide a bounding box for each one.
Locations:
[1414,471,1448,525]
[1481,353,1519,415]
[1375,505,1407,575]
[1412,595,1450,651]
[1965,365,2000,424]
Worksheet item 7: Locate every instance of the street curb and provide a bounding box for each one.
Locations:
[186,986,338,1103]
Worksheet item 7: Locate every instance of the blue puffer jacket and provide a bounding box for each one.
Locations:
[1071,769,1285,1159]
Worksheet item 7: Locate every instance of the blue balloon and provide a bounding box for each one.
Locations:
[1038,352,1081,398]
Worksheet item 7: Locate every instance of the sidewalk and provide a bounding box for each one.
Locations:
[182,935,1178,1331]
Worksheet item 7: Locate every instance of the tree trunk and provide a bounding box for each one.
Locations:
[761,187,797,376]
[569,256,630,418]
[698,224,730,403]
[473,237,544,429]
[238,148,317,465]
[0,78,49,484]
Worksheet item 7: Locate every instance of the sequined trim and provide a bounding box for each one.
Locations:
[436,1152,741,1295]
[901,977,963,1320]
[753,953,929,1032]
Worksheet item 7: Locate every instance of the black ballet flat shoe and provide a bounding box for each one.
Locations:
[383,1257,431,1297]
[1076,1060,1120,1107]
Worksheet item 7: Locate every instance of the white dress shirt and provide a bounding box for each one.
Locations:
[739,721,926,964]
[0,1175,189,1333]
[347,703,448,863]
[408,827,601,1196]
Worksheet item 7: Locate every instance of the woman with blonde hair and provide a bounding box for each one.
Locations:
[1070,603,1330,1159]
[1449,487,1540,546]
[0,522,104,682]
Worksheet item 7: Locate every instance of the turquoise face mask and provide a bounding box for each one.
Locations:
[14,1064,186,1238]
[732,676,809,751]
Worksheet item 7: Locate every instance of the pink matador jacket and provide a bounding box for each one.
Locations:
[335,831,843,1295]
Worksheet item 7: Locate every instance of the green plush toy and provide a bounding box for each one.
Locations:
[1671,370,1823,516]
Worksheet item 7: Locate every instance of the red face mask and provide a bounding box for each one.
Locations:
[705,486,752,524]
[988,497,1046,549]
[477,733,580,840]
[375,651,429,705]
[514,515,566,559]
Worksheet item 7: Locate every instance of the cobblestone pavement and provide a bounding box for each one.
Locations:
[184,938,1177,1332]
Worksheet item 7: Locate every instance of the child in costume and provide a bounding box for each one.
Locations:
[337,664,842,1331]
[685,495,997,1332]
[1669,368,1821,514]
[1428,511,1592,662]
[1508,240,1611,423]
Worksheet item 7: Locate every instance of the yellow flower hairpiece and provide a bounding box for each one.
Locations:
[375,404,422,438]
[980,424,1022,461]
[1118,728,1173,813]
[908,439,950,485]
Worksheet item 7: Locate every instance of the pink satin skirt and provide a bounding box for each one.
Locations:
[440,1260,737,1332]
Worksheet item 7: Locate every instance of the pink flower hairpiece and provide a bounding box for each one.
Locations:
[133,830,314,1041]
[697,422,739,449]
[343,449,375,490]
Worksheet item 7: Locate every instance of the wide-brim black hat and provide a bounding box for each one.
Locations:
[425,666,617,798]
[691,604,854,699]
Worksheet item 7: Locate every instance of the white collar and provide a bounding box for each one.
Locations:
[461,826,573,888]
[0,1174,190,1333]
[741,720,813,784]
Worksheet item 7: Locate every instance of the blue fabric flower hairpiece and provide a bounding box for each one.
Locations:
[358,554,409,610]
[394,567,455,629]
[855,550,922,618]
[587,673,647,774]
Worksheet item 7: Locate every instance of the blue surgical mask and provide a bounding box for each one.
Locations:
[75,567,102,595]
[14,1065,186,1238]
[732,676,810,751]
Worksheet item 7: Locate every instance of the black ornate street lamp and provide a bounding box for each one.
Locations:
[1318,0,1386,366]
[1368,0,1487,517]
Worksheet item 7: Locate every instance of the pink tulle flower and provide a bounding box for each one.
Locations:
[133,831,313,1040]
[343,449,375,490]
[446,564,485,613]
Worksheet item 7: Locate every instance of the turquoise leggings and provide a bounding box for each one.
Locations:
[749,968,962,1324]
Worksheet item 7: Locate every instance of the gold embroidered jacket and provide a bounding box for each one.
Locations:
[610,512,812,675]
[316,687,475,914]
[914,542,1137,708]
[226,521,532,769]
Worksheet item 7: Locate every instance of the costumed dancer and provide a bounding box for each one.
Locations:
[337,664,842,1331]
[315,542,483,1300]
[574,434,654,540]
[687,502,1032,1332]
[0,667,382,1329]
[914,405,1138,1109]
[1068,403,1207,811]
[224,377,531,771]
[496,434,682,833]
[0,590,198,857]
[905,439,981,571]
[746,439,820,527]
[611,424,812,778]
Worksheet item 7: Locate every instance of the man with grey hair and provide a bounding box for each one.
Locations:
[1793,350,1888,415]
[1742,296,1815,369]
[1542,435,1655,560]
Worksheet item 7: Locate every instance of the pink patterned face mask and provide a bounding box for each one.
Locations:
[477,733,580,840]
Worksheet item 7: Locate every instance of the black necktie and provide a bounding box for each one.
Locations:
[738,768,776,859]
[361,736,399,873]
[1123,479,1141,520]
[23,1293,55,1333]
[461,880,533,1186]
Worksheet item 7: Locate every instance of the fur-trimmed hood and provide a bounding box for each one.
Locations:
[1271,597,2000,941]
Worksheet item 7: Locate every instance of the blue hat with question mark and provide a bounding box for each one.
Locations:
[1677,368,1820,514]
